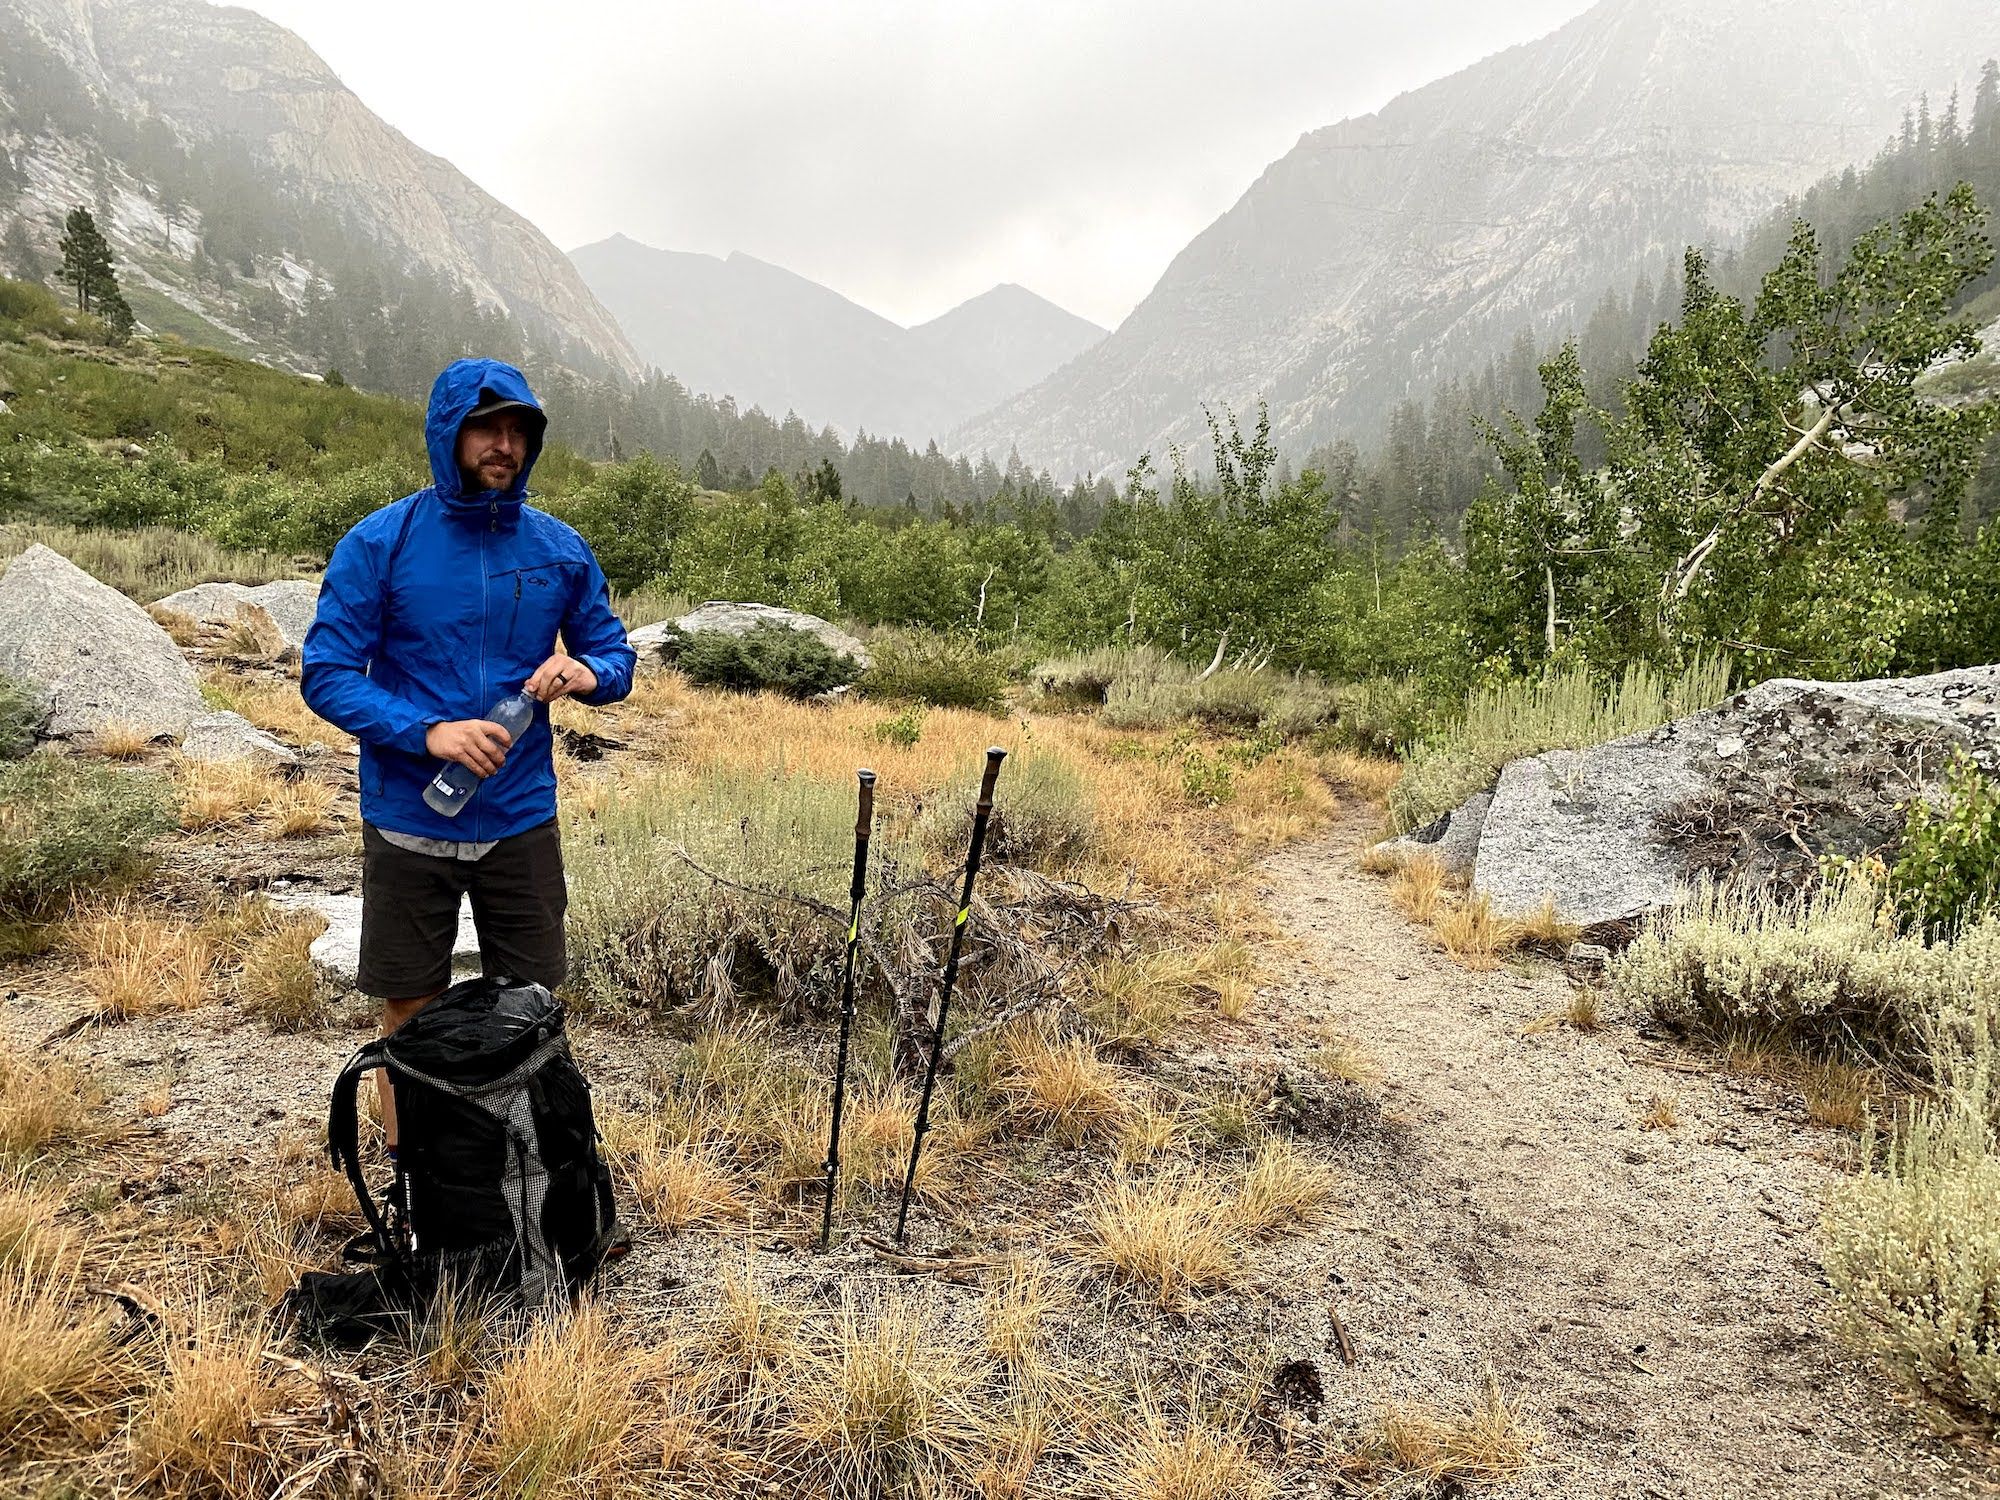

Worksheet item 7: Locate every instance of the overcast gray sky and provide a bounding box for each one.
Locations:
[234,0,1595,329]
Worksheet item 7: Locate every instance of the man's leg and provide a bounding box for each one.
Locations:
[465,819,569,991]
[356,825,467,1150]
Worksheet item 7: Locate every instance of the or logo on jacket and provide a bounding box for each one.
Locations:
[301,358,637,843]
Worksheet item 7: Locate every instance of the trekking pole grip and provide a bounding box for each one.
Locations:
[976,746,1005,813]
[852,769,876,899]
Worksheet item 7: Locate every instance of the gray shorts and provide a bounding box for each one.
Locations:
[357,820,567,998]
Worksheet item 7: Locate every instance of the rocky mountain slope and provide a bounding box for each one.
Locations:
[953,0,2000,478]
[0,0,640,378]
[571,233,1101,441]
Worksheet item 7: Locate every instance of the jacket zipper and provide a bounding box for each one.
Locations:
[476,511,492,843]
[510,572,523,649]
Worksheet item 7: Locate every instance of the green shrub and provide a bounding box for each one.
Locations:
[1821,919,2000,1419]
[861,629,1010,712]
[919,752,1095,872]
[1389,655,1733,834]
[0,758,176,915]
[0,674,43,759]
[872,705,924,748]
[1889,750,2000,940]
[677,623,856,699]
[1032,645,1134,708]
[1606,877,1969,1058]
[1328,677,1436,756]
[1042,646,1339,739]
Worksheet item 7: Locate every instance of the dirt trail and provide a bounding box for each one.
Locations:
[1249,806,1993,1499]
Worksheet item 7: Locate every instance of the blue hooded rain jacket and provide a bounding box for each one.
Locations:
[302,358,636,843]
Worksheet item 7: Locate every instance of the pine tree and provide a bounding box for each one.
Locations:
[2,217,45,283]
[57,206,116,314]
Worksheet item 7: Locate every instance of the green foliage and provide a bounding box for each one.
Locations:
[920,752,1095,871]
[871,705,925,748]
[56,206,129,339]
[544,453,697,593]
[1328,677,1435,757]
[0,673,43,758]
[1176,747,1236,807]
[860,630,1010,711]
[1389,655,1733,834]
[1889,750,2000,938]
[1046,646,1339,741]
[1469,188,1999,681]
[676,623,856,700]
[1607,876,1966,1057]
[0,758,175,915]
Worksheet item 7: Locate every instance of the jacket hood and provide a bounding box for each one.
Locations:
[424,358,548,520]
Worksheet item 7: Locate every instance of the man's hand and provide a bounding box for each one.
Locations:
[426,719,514,778]
[525,652,598,703]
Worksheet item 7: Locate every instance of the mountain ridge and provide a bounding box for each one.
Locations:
[952,0,2000,478]
[570,232,1103,441]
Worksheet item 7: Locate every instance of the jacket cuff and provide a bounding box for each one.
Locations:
[572,654,621,705]
[390,714,442,756]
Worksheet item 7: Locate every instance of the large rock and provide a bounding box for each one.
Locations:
[267,888,482,988]
[1436,666,1999,930]
[0,544,206,741]
[1371,788,1493,879]
[154,579,321,650]
[628,601,872,671]
[182,710,299,768]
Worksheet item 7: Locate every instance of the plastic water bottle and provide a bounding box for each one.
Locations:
[422,690,537,818]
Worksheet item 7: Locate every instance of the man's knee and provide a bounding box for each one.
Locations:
[382,989,444,1034]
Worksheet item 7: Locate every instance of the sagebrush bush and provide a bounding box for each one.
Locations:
[861,629,1010,712]
[1037,646,1339,740]
[1607,878,1995,1057]
[1329,676,1435,756]
[0,758,176,915]
[1889,749,2000,940]
[0,673,42,759]
[678,623,856,699]
[919,751,1095,872]
[1389,655,1733,833]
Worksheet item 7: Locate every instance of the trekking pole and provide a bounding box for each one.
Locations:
[819,768,877,1250]
[894,746,1006,1246]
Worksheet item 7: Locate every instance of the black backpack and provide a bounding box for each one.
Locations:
[285,976,618,1338]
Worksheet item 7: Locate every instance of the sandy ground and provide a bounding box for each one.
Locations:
[1243,806,1999,1498]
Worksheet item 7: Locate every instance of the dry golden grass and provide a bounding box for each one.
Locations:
[0,1174,77,1269]
[1515,897,1582,953]
[1389,855,1450,924]
[1567,986,1604,1033]
[90,719,157,760]
[237,913,325,1030]
[1335,1380,1538,1490]
[1433,892,1524,971]
[1214,976,1253,1021]
[984,1257,1059,1367]
[997,1026,1130,1146]
[1641,1092,1680,1131]
[0,1255,115,1448]
[1322,749,1404,802]
[600,1109,748,1232]
[1802,1059,1876,1131]
[173,757,285,830]
[0,1050,100,1160]
[1114,1100,1183,1169]
[270,1166,363,1234]
[147,606,200,646]
[787,1293,991,1498]
[1356,842,1404,875]
[265,778,338,838]
[1307,1024,1381,1086]
[66,902,214,1017]
[1228,1137,1340,1237]
[1078,1168,1246,1308]
[473,1300,653,1500]
[134,1315,292,1500]
[1090,1397,1275,1500]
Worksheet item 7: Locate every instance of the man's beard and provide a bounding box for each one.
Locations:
[467,460,518,492]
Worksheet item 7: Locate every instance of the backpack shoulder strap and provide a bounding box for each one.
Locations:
[327,1039,400,1262]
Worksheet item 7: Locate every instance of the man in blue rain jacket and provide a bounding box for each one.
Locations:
[303,358,635,1145]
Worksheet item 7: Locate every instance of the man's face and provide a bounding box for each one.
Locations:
[457,408,533,492]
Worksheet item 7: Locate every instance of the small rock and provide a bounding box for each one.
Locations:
[182,710,299,768]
